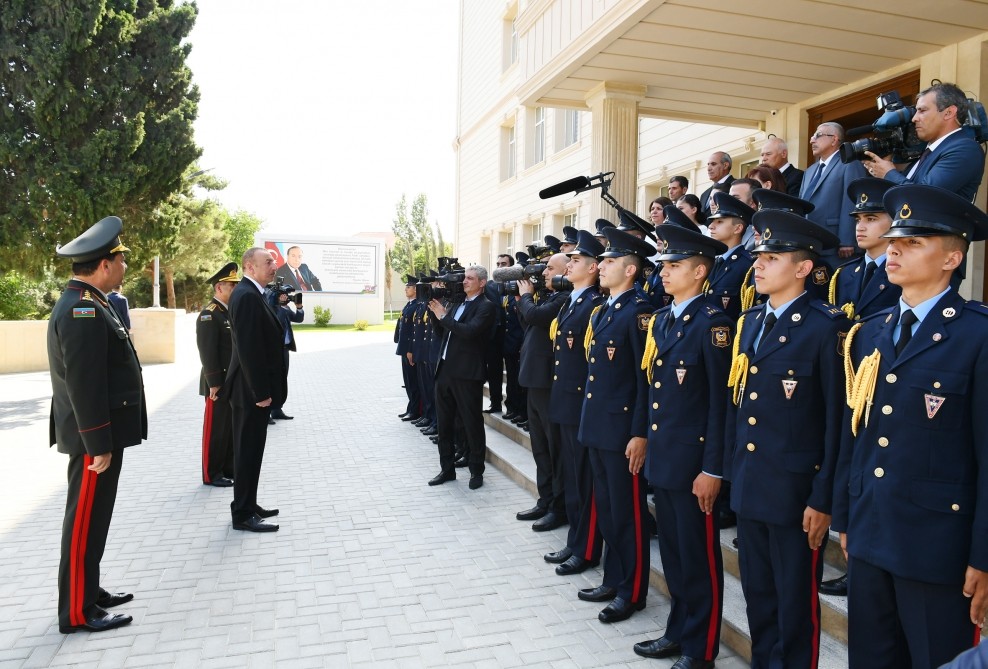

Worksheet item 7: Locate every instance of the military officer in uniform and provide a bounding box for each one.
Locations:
[396,274,421,421]
[633,225,732,669]
[833,185,988,669]
[703,191,755,321]
[545,231,606,575]
[726,210,851,669]
[577,227,654,624]
[197,262,239,487]
[410,276,437,433]
[48,216,146,633]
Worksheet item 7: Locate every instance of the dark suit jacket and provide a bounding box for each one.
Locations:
[48,279,147,456]
[883,126,985,202]
[107,291,131,329]
[700,175,735,213]
[516,290,570,389]
[196,297,232,395]
[800,154,868,251]
[275,262,322,291]
[780,164,804,197]
[703,247,754,322]
[432,295,497,381]
[224,278,287,408]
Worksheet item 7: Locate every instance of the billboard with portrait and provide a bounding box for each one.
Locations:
[263,240,378,295]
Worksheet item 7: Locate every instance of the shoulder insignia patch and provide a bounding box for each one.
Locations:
[200,314,212,321]
[836,330,848,357]
[638,313,650,331]
[813,267,830,285]
[80,290,94,302]
[73,307,96,319]
[205,303,217,312]
[711,326,731,348]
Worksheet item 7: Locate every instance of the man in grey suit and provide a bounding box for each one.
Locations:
[799,122,868,269]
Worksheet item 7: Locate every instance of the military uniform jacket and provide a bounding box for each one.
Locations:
[517,290,570,389]
[394,299,416,354]
[832,291,988,585]
[549,287,603,425]
[578,289,652,452]
[411,301,433,364]
[48,279,147,456]
[503,294,523,355]
[727,294,850,526]
[224,278,287,408]
[644,299,733,490]
[829,256,899,321]
[703,247,754,322]
[196,298,233,396]
[642,265,672,310]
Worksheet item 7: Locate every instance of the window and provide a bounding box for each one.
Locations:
[498,229,514,256]
[526,107,545,168]
[502,5,519,72]
[501,123,516,181]
[561,109,580,149]
[523,221,542,246]
[563,212,578,229]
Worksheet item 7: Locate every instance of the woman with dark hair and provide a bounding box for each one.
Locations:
[649,196,673,227]
[676,193,708,233]
[746,165,787,192]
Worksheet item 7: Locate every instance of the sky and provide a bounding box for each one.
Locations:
[185,1,459,240]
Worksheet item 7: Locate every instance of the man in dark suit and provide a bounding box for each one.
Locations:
[483,265,507,414]
[225,247,286,532]
[760,136,804,197]
[514,253,571,531]
[196,262,239,487]
[274,245,322,291]
[800,122,869,269]
[426,266,497,489]
[396,275,421,421]
[863,82,985,202]
[833,185,988,669]
[265,282,304,421]
[48,216,146,634]
[107,285,131,331]
[699,151,735,214]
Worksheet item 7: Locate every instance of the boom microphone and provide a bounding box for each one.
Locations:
[492,266,525,282]
[539,176,591,199]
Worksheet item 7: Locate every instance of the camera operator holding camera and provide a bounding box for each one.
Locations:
[264,274,304,423]
[862,82,985,202]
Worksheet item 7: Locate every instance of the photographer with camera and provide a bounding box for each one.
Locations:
[264,273,304,422]
[514,252,571,532]
[862,83,985,202]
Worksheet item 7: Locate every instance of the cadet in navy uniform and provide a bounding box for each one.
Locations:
[559,225,579,253]
[704,191,755,321]
[634,225,732,669]
[577,226,654,624]
[641,205,702,310]
[410,277,437,432]
[197,262,239,487]
[726,210,850,669]
[48,216,146,634]
[396,274,421,421]
[833,185,988,669]
[545,231,606,575]
[828,178,901,322]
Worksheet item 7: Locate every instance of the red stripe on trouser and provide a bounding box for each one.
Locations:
[704,512,721,659]
[69,457,97,625]
[583,490,598,561]
[975,625,983,648]
[201,398,214,483]
[631,473,643,603]
[809,547,821,669]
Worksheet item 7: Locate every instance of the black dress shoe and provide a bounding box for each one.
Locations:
[412,417,430,427]
[510,414,527,424]
[578,585,617,602]
[96,589,134,609]
[519,421,529,431]
[633,636,683,659]
[453,456,468,468]
[267,417,276,425]
[428,471,455,486]
[429,436,439,444]
[533,512,568,532]
[598,596,645,623]
[503,411,519,421]
[398,412,411,419]
[271,409,294,420]
[468,476,483,490]
[555,555,598,576]
[256,506,279,518]
[544,547,572,564]
[59,606,132,634]
[421,426,438,436]
[671,657,714,669]
[819,573,848,596]
[401,414,421,422]
[205,477,234,488]
[483,405,502,414]
[516,505,547,521]
[233,514,279,532]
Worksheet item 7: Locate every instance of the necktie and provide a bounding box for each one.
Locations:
[895,309,918,356]
[661,311,675,338]
[758,312,777,350]
[805,161,825,194]
[861,261,877,293]
[712,256,725,278]
[295,269,309,291]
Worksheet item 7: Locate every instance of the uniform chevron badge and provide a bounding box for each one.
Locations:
[676,368,686,385]
[567,337,574,349]
[925,394,945,419]
[782,379,798,400]
[607,346,615,360]
[722,297,730,309]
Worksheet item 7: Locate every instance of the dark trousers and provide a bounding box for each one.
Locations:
[59,449,123,628]
[736,516,824,669]
[653,487,724,660]
[416,357,436,426]
[400,355,420,416]
[434,362,485,477]
[558,423,602,561]
[231,404,270,523]
[271,346,290,411]
[201,397,234,483]
[847,557,979,669]
[485,335,504,407]
[504,351,526,417]
[527,387,564,512]
[588,447,650,603]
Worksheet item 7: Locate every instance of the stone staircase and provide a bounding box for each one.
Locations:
[481,385,850,667]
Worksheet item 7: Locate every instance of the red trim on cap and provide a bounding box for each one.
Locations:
[201,398,214,483]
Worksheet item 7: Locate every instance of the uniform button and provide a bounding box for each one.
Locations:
[590,357,595,363]
[651,424,658,431]
[885,373,897,383]
[878,437,889,447]
[652,402,659,409]
[553,375,558,381]
[555,345,560,351]
[591,340,596,346]
[874,467,885,478]
[749,392,758,400]
[122,401,127,406]
[587,393,592,399]
[933,381,941,389]
[951,503,960,511]
[654,382,661,388]
[555,360,560,365]
[746,443,756,452]
[623,407,628,412]
[881,405,893,415]
[589,375,595,382]
[748,416,757,425]
[750,365,758,374]
[699,436,705,442]
[656,359,663,366]
[814,465,821,471]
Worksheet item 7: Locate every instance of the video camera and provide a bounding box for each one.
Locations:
[504,262,547,296]
[268,277,303,307]
[415,256,468,304]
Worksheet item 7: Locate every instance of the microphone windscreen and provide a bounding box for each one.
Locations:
[492,266,525,282]
[539,176,590,199]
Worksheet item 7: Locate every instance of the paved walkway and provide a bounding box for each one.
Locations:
[0,316,748,668]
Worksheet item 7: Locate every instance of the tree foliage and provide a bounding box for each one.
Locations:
[388,193,452,276]
[0,0,202,275]
[223,209,263,264]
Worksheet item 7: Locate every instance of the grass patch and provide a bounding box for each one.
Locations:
[296,321,396,333]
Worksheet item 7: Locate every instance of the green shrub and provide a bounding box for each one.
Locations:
[0,270,61,320]
[312,305,332,327]
[354,319,368,331]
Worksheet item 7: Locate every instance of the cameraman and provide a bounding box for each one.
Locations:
[264,281,303,422]
[863,82,985,201]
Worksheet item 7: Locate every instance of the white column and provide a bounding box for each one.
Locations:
[585,82,646,223]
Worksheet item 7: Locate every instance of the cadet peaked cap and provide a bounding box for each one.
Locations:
[515,251,530,266]
[56,216,130,262]
[752,189,815,216]
[657,224,728,262]
[207,262,239,285]
[617,209,657,240]
[882,184,988,242]
[543,235,562,254]
[566,229,605,259]
[707,191,754,225]
[404,273,418,286]
[561,226,579,245]
[751,209,839,254]
[847,177,895,216]
[600,226,656,262]
[661,205,702,234]
[594,218,616,236]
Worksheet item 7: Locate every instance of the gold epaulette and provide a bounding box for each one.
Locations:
[840,302,856,319]
[641,313,660,382]
[844,322,881,435]
[205,303,218,312]
[584,305,602,361]
[727,313,749,406]
[740,267,756,311]
[549,317,558,342]
[828,266,842,305]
